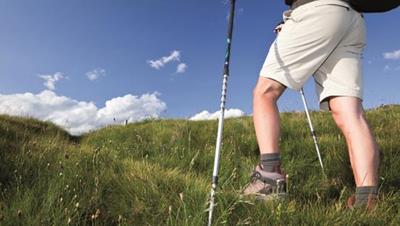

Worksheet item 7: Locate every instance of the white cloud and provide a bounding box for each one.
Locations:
[97,92,166,125]
[148,50,181,70]
[190,108,245,121]
[176,63,187,73]
[0,90,166,135]
[39,72,64,90]
[86,68,106,81]
[383,49,400,60]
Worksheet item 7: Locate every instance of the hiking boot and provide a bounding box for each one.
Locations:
[347,194,378,211]
[242,165,286,200]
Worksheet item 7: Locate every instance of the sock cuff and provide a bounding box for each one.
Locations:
[356,186,378,195]
[260,153,281,172]
[260,153,280,161]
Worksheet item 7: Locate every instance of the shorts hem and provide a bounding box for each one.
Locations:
[319,91,363,111]
[259,73,302,91]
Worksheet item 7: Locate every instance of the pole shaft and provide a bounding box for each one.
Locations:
[300,88,325,175]
[208,1,236,225]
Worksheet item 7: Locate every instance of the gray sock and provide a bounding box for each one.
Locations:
[260,153,281,172]
[355,186,378,206]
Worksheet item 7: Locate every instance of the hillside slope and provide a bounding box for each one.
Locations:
[0,105,399,225]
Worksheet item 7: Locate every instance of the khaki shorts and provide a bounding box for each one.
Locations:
[259,0,366,110]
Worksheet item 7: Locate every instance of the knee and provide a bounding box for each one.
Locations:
[253,80,283,102]
[331,108,346,130]
[331,106,364,132]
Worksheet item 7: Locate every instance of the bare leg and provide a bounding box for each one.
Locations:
[253,77,286,155]
[243,77,286,196]
[329,97,379,186]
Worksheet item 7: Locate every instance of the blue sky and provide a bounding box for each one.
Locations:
[0,0,399,133]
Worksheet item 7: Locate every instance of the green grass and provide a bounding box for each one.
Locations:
[0,105,400,225]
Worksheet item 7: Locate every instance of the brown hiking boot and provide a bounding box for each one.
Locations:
[347,194,378,211]
[242,165,286,201]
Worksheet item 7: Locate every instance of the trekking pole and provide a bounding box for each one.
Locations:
[299,88,326,177]
[207,0,236,225]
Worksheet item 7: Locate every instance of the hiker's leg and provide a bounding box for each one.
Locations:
[253,77,286,155]
[329,96,379,186]
[255,2,354,157]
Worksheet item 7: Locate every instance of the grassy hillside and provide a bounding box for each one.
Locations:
[0,105,399,225]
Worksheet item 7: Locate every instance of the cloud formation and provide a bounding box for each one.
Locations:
[86,68,106,81]
[148,50,188,74]
[176,63,187,73]
[39,72,64,90]
[190,108,245,121]
[0,90,166,135]
[148,50,181,70]
[383,49,400,60]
